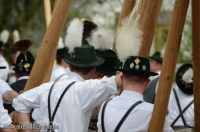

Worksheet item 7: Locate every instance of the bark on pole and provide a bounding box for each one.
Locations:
[43,0,52,28]
[24,0,73,91]
[113,0,136,52]
[192,0,200,131]
[138,0,163,57]
[149,0,189,132]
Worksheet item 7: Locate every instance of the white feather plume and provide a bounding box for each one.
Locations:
[0,30,10,44]
[182,68,193,83]
[91,28,114,50]
[116,6,143,62]
[12,30,20,43]
[65,18,83,53]
[57,37,64,49]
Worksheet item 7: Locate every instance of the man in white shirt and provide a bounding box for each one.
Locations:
[0,66,18,132]
[97,7,173,131]
[168,64,194,131]
[50,46,70,81]
[12,18,122,132]
[0,41,9,81]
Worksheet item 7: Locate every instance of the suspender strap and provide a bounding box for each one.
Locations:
[114,101,143,132]
[101,99,112,132]
[48,82,57,124]
[47,81,76,131]
[171,88,187,127]
[171,99,194,127]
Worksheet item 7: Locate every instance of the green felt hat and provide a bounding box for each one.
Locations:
[64,45,104,67]
[149,51,163,64]
[13,51,35,73]
[0,66,6,69]
[176,64,193,95]
[116,56,158,76]
[95,49,118,75]
[56,47,70,59]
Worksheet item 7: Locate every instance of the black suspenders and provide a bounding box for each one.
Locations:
[101,100,143,132]
[47,81,76,132]
[171,88,194,127]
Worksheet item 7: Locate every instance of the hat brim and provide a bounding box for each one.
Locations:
[64,55,104,67]
[149,57,162,64]
[115,67,158,76]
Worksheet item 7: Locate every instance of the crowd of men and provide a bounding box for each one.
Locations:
[0,7,194,132]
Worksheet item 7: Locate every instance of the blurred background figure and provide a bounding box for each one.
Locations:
[149,51,163,80]
[4,39,35,114]
[143,51,163,104]
[50,37,70,81]
[8,30,20,84]
[0,30,10,81]
[168,63,194,131]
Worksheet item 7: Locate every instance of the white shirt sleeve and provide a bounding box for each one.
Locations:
[12,83,50,113]
[78,76,118,112]
[0,95,12,128]
[0,79,12,95]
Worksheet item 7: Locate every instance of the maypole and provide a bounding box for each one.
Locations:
[192,0,200,131]
[149,0,190,131]
[24,0,73,91]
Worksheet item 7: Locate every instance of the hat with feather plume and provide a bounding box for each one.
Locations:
[0,30,10,49]
[56,37,70,59]
[115,6,158,76]
[91,28,118,75]
[12,39,35,73]
[64,18,104,67]
[176,63,193,95]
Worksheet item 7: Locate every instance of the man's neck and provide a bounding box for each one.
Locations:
[123,84,145,94]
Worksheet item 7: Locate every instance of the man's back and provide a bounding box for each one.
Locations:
[98,90,173,132]
[13,72,118,132]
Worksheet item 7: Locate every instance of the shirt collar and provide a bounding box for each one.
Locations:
[121,90,144,101]
[18,76,29,80]
[68,72,84,82]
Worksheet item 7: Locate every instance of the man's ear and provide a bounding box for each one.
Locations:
[120,73,123,85]
[90,67,96,75]
[145,79,151,88]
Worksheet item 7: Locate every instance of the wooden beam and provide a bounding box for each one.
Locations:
[43,0,52,28]
[24,0,73,91]
[42,0,58,83]
[192,0,200,131]
[149,0,189,131]
[138,0,163,57]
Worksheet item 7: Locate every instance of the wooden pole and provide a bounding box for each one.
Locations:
[138,0,163,57]
[24,0,73,91]
[43,0,52,28]
[117,0,136,27]
[113,0,136,52]
[149,0,189,131]
[42,0,58,83]
[192,0,200,131]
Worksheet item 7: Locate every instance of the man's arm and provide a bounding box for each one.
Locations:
[3,90,18,103]
[79,75,122,112]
